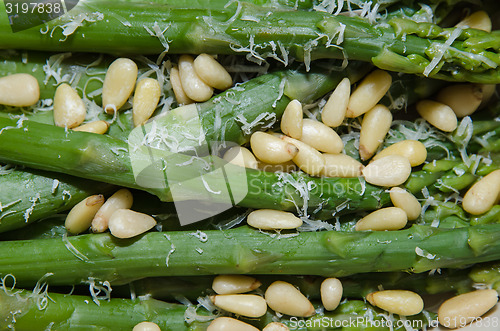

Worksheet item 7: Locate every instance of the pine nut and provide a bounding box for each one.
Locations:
[389,187,421,221]
[247,209,302,230]
[373,140,427,167]
[250,132,298,165]
[280,99,303,139]
[263,322,290,331]
[212,275,262,295]
[102,58,138,114]
[91,189,134,233]
[462,169,500,215]
[362,155,412,187]
[346,70,392,118]
[282,136,325,176]
[436,84,483,117]
[321,153,364,178]
[53,83,86,129]
[193,54,232,90]
[132,321,161,331]
[321,278,343,311]
[322,77,350,127]
[258,160,297,173]
[300,119,343,154]
[359,105,392,161]
[73,121,110,134]
[108,209,156,239]
[133,78,162,127]
[265,281,315,317]
[456,11,492,32]
[223,146,259,169]
[65,195,105,235]
[366,290,424,316]
[355,207,408,231]
[207,317,259,331]
[438,289,498,329]
[170,66,193,105]
[178,54,213,102]
[416,100,458,132]
[0,73,39,107]
[211,294,267,318]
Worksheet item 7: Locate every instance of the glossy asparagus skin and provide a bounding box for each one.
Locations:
[0,167,113,233]
[2,224,500,286]
[0,1,499,82]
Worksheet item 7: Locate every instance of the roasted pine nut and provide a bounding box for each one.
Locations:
[53,83,86,129]
[282,136,325,176]
[193,53,232,90]
[321,153,364,178]
[321,278,343,311]
[102,58,138,114]
[389,187,421,221]
[322,77,350,127]
[280,99,303,139]
[265,281,315,317]
[132,321,161,331]
[108,209,156,239]
[373,140,427,167]
[436,84,483,117]
[346,70,392,118]
[212,275,261,295]
[362,155,412,187]
[300,118,343,154]
[211,294,267,318]
[355,207,407,231]
[170,66,193,105]
[456,10,492,32]
[91,189,133,233]
[416,100,458,132]
[250,132,298,164]
[65,195,105,235]
[223,146,259,169]
[73,121,109,134]
[462,169,500,215]
[359,104,392,161]
[263,322,290,331]
[133,78,162,127]
[366,290,424,316]
[438,289,498,329]
[207,317,259,331]
[178,54,213,102]
[247,209,302,230]
[0,73,39,107]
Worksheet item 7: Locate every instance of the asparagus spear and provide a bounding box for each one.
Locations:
[2,224,500,287]
[0,1,498,82]
[0,288,207,330]
[0,166,113,233]
[0,287,434,331]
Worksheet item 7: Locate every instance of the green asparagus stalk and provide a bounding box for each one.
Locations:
[0,0,499,82]
[0,288,208,330]
[0,287,435,331]
[3,224,500,287]
[0,166,113,233]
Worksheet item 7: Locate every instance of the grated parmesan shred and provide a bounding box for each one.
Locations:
[423,28,462,77]
[85,278,112,306]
